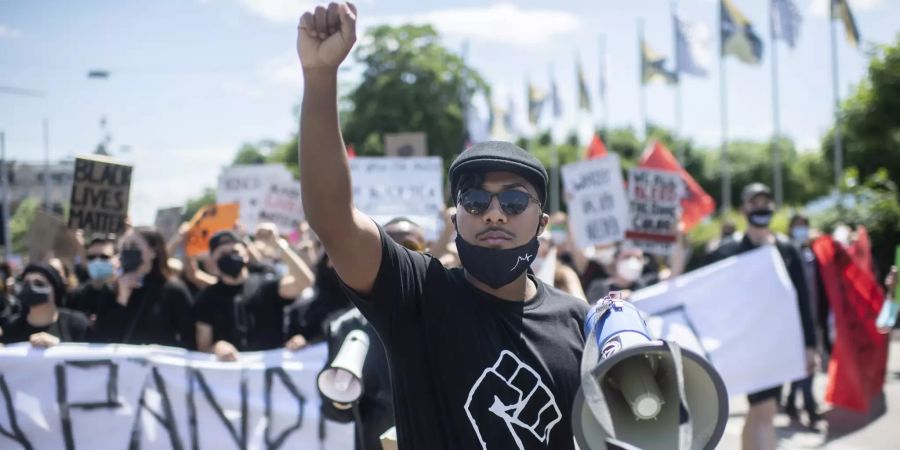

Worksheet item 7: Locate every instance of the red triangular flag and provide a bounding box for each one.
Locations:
[346,144,357,159]
[638,140,715,231]
[584,134,608,159]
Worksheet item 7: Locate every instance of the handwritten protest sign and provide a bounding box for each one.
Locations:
[384,132,428,157]
[561,154,628,249]
[258,181,304,235]
[350,157,444,241]
[184,203,240,256]
[154,207,184,241]
[217,165,293,231]
[0,343,354,450]
[68,156,132,235]
[626,167,684,255]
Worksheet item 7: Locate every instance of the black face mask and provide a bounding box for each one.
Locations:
[217,252,246,279]
[747,208,774,228]
[120,248,144,273]
[455,233,541,289]
[19,284,52,307]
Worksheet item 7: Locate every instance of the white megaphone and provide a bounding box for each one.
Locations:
[573,293,729,450]
[318,329,370,404]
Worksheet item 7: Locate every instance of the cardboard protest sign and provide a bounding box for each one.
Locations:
[384,132,428,157]
[68,156,132,235]
[217,164,293,231]
[561,154,629,249]
[350,157,444,241]
[154,207,184,241]
[184,203,240,256]
[258,181,304,235]
[28,211,83,261]
[626,167,684,255]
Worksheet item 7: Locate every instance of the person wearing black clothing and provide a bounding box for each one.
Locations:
[69,234,119,322]
[585,243,649,301]
[92,228,195,349]
[704,183,817,450]
[194,230,314,361]
[299,9,590,447]
[1,263,90,346]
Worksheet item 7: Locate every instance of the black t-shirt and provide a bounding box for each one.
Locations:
[69,282,116,317]
[195,274,290,351]
[340,226,590,450]
[1,308,91,344]
[704,234,816,348]
[92,275,196,349]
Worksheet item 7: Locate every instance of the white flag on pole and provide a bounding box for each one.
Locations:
[771,0,803,48]
[674,15,711,77]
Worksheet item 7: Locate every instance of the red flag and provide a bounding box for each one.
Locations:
[584,134,608,159]
[812,236,889,413]
[638,140,715,231]
[346,144,357,159]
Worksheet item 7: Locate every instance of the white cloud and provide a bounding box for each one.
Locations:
[0,24,23,39]
[235,0,315,23]
[260,56,302,89]
[373,3,581,46]
[809,0,884,17]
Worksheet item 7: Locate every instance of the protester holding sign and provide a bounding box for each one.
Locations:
[0,263,91,347]
[92,228,195,349]
[194,229,314,361]
[298,5,588,448]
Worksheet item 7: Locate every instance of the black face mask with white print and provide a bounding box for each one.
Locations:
[455,231,541,289]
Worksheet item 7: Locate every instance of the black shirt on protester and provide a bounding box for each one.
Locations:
[703,234,816,348]
[68,282,116,317]
[339,226,590,450]
[0,308,91,344]
[92,275,196,349]
[194,274,291,351]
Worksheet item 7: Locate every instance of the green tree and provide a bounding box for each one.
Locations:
[182,187,216,222]
[10,197,40,255]
[341,24,490,170]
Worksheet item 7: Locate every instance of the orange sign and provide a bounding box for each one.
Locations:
[184,203,240,256]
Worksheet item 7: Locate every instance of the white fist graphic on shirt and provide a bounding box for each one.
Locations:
[465,350,562,450]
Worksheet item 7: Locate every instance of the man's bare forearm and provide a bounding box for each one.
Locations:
[300,68,354,236]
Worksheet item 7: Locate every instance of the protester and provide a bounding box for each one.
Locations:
[585,242,649,301]
[0,261,17,330]
[92,227,196,349]
[0,263,91,346]
[704,183,818,450]
[68,233,119,322]
[194,229,314,361]
[298,5,589,448]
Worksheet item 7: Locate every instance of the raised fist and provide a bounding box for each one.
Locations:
[297,2,358,70]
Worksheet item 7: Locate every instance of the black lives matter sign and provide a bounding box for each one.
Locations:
[68,156,132,235]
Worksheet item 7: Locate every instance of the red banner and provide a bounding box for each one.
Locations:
[637,141,715,231]
[811,236,889,412]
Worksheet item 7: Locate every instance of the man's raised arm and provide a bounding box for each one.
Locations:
[297,2,381,295]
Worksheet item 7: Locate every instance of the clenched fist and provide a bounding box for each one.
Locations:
[297,2,358,70]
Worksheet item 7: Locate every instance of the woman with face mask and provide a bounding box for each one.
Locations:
[92,227,195,349]
[584,243,648,302]
[0,263,91,347]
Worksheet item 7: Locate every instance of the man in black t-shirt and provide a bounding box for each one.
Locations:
[69,234,119,323]
[704,183,817,450]
[298,5,589,449]
[194,230,315,360]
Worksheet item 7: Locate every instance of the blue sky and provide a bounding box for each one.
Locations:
[1,0,897,225]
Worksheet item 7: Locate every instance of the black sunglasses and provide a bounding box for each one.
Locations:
[458,189,541,216]
[87,254,112,261]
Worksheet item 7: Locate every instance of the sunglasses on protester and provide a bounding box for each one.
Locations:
[87,254,113,261]
[458,189,541,216]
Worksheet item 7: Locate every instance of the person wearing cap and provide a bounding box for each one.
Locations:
[704,183,818,449]
[298,4,589,448]
[1,262,91,347]
[194,229,314,361]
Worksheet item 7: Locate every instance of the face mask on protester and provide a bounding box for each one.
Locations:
[616,257,644,284]
[746,208,774,228]
[217,252,246,279]
[88,259,115,281]
[18,283,52,307]
[790,226,810,243]
[455,233,541,289]
[120,248,144,273]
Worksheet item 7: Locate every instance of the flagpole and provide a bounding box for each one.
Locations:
[829,3,844,191]
[549,64,560,214]
[671,0,684,163]
[769,0,784,208]
[719,2,731,211]
[600,34,609,136]
[638,19,648,140]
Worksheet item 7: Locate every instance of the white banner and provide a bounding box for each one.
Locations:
[217,165,294,232]
[0,343,353,450]
[631,246,806,397]
[258,181,304,235]
[561,154,628,249]
[626,167,683,255]
[350,157,444,241]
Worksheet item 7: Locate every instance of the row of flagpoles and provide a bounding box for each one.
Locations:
[475,0,862,213]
